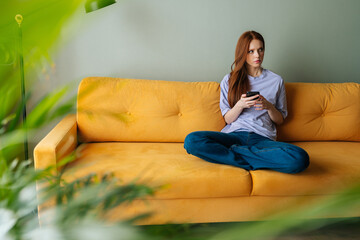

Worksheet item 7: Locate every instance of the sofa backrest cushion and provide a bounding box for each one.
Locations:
[277,82,360,142]
[77,77,225,142]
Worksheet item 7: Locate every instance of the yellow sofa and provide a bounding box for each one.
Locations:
[34,77,360,224]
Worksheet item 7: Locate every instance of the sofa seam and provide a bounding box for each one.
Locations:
[249,171,254,196]
[136,193,341,201]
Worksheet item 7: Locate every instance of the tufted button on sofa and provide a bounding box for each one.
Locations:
[34,78,360,224]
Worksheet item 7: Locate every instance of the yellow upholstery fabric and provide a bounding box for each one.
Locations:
[62,141,360,199]
[251,142,360,196]
[106,196,360,224]
[34,114,77,172]
[77,78,225,142]
[34,79,360,224]
[33,115,77,224]
[77,79,360,143]
[277,82,360,141]
[62,142,252,198]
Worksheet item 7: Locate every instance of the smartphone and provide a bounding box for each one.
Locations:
[246,91,260,100]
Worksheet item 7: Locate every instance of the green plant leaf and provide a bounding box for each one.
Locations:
[25,85,69,128]
[85,0,117,13]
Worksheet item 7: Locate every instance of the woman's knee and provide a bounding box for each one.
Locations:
[286,147,310,173]
[184,131,207,154]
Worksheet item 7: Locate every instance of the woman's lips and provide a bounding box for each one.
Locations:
[254,60,261,63]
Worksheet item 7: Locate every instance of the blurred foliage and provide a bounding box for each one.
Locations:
[0,0,85,164]
[0,1,158,240]
[140,181,360,240]
[0,154,156,240]
[207,182,360,240]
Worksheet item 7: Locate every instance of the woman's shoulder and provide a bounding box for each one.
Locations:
[220,73,230,87]
[221,73,230,82]
[264,69,284,83]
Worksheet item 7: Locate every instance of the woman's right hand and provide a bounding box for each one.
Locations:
[235,94,259,109]
[224,94,259,124]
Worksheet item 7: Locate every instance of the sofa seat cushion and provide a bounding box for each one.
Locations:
[62,142,252,199]
[250,142,360,196]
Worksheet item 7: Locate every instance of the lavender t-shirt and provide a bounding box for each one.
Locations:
[220,69,287,140]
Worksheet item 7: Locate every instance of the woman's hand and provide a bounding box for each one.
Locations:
[224,94,259,124]
[235,94,259,109]
[255,95,284,125]
[254,95,272,110]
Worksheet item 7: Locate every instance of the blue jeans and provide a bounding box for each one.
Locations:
[184,131,309,174]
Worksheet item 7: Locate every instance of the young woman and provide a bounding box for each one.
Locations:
[184,31,309,174]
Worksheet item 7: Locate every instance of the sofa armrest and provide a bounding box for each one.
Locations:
[34,114,77,173]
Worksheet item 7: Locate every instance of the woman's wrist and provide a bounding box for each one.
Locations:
[267,105,284,125]
[267,104,276,113]
[225,102,244,124]
[235,101,244,111]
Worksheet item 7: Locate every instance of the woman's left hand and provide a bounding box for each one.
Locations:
[254,95,273,111]
[254,95,284,125]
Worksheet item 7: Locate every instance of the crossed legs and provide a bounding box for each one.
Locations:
[184,131,309,174]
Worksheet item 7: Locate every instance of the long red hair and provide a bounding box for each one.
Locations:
[228,31,265,108]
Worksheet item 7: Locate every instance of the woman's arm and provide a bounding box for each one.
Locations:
[254,95,284,125]
[224,94,259,124]
[266,105,284,125]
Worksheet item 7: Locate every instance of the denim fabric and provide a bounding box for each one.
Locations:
[184,131,309,174]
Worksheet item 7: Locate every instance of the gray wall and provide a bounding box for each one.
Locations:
[51,0,360,86]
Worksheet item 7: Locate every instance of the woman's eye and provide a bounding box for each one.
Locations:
[248,50,253,53]
[259,48,263,52]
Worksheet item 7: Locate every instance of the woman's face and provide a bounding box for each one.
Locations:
[246,39,264,68]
